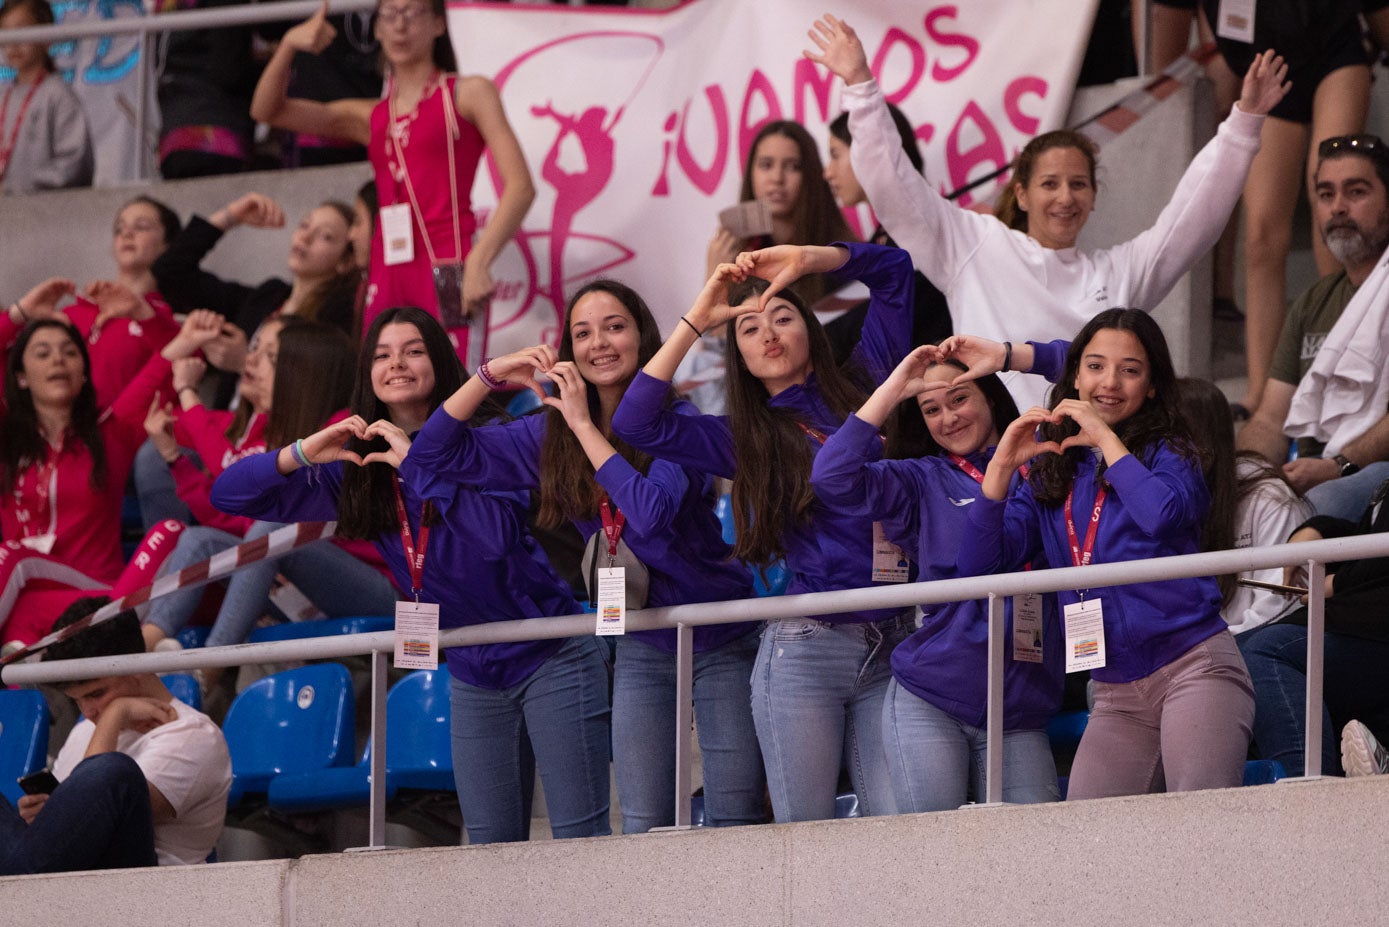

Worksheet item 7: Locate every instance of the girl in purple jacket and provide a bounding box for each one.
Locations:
[958,308,1255,798]
[400,281,764,834]
[811,343,1064,811]
[613,242,913,823]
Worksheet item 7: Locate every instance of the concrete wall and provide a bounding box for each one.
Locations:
[4,775,1387,926]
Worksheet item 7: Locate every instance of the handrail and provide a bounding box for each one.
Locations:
[6,532,1384,844]
[0,0,374,45]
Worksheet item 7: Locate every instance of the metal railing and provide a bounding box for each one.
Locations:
[5,532,1384,848]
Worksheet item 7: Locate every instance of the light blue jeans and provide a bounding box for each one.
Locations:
[1305,461,1389,522]
[750,613,910,823]
[612,629,764,833]
[133,439,193,530]
[882,678,1059,812]
[145,521,399,646]
[448,636,613,844]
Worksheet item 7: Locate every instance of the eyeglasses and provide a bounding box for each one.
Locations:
[376,4,430,27]
[1318,135,1385,159]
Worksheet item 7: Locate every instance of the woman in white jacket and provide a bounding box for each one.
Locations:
[803,14,1289,409]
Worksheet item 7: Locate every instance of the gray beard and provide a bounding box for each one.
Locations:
[1325,219,1389,267]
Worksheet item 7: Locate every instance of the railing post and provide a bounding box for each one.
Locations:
[367,649,388,847]
[134,27,150,181]
[1136,0,1153,77]
[983,592,1005,805]
[1303,558,1326,778]
[673,622,694,828]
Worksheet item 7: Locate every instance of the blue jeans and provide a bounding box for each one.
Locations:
[1239,622,1389,776]
[0,753,156,875]
[133,438,193,530]
[750,614,909,823]
[145,521,399,646]
[882,678,1058,811]
[449,635,612,844]
[611,629,764,833]
[1305,461,1389,522]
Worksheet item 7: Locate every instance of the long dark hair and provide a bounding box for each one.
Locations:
[739,121,853,305]
[2,320,106,494]
[886,358,1019,460]
[266,318,356,447]
[993,129,1098,233]
[1030,309,1192,506]
[828,103,923,174]
[2,319,105,497]
[335,307,466,539]
[536,279,663,529]
[723,277,867,565]
[1178,377,1301,606]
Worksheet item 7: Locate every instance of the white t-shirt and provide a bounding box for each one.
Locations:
[54,696,231,866]
[1225,459,1313,635]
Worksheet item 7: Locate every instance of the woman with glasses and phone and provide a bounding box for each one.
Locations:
[251,0,534,364]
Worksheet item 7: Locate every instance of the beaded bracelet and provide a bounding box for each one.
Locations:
[291,439,311,468]
[476,361,505,391]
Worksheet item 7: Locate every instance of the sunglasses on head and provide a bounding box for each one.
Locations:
[1318,135,1385,159]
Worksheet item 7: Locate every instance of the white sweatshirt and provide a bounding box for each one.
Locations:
[844,79,1264,409]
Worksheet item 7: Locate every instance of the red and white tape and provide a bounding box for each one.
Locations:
[0,520,337,666]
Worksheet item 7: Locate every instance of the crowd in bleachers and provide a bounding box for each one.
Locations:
[5,0,1389,877]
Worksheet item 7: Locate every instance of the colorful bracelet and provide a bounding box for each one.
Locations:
[680,316,704,338]
[476,361,505,391]
[290,439,311,468]
[1001,341,1013,374]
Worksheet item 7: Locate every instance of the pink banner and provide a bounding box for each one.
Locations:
[450,0,1099,349]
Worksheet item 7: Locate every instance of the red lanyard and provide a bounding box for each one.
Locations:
[599,498,625,561]
[948,454,1029,484]
[392,480,432,600]
[0,74,46,181]
[796,422,829,445]
[1063,483,1107,568]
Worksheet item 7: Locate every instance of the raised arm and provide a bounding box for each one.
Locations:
[249,0,373,144]
[456,76,536,317]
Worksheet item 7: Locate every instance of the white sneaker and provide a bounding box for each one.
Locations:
[1341,720,1389,777]
[152,638,184,653]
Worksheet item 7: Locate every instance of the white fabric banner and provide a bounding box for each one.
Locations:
[452,0,1099,351]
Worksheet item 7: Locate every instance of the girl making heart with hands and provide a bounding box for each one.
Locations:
[957,308,1256,800]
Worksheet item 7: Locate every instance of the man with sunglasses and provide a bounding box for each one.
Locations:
[1238,134,1389,521]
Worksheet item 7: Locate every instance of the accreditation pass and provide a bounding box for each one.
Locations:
[394,600,440,669]
[1063,598,1106,673]
[595,567,626,636]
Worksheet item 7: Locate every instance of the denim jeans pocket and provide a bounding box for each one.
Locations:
[770,618,828,642]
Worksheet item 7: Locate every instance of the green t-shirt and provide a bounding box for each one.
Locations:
[1269,270,1358,387]
[1270,270,1358,457]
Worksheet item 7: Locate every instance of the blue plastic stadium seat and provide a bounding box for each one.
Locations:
[268,667,454,814]
[0,690,50,807]
[176,625,212,650]
[1242,759,1288,786]
[1046,710,1089,754]
[505,389,543,418]
[246,615,394,645]
[223,663,355,808]
[160,673,202,712]
[713,493,789,597]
